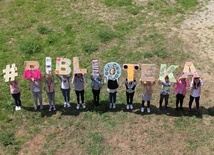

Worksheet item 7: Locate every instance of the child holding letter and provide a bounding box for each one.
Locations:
[30,78,43,110]
[188,75,204,112]
[45,73,56,111]
[72,73,87,109]
[9,78,22,111]
[90,73,102,107]
[125,78,137,110]
[56,74,72,108]
[159,75,171,109]
[140,80,155,113]
[174,74,190,110]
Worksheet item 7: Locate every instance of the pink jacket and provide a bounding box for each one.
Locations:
[174,79,190,95]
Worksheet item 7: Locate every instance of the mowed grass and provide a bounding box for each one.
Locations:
[0,0,214,154]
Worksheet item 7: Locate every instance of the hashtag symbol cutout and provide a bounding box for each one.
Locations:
[3,64,18,82]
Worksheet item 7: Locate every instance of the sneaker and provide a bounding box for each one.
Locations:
[15,106,19,111]
[64,102,67,108]
[147,108,151,113]
[40,105,43,110]
[82,103,86,109]
[18,106,21,110]
[130,104,133,110]
[113,103,116,109]
[66,102,71,108]
[49,106,52,112]
[53,106,56,111]
[126,104,130,110]
[141,107,144,113]
[197,108,200,113]
[109,103,113,109]
[76,104,80,110]
[34,105,37,110]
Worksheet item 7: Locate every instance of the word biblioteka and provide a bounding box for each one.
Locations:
[2,57,199,82]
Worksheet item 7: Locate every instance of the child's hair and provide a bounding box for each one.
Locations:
[165,75,169,80]
[193,78,201,89]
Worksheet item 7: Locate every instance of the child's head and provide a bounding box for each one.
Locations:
[180,74,187,83]
[46,74,53,81]
[165,75,169,83]
[76,73,83,77]
[194,77,200,84]
[110,68,115,75]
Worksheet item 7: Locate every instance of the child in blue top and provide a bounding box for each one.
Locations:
[90,73,102,107]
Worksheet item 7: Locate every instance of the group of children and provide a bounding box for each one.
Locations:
[8,71,204,113]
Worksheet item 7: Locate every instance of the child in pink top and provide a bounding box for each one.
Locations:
[174,74,190,110]
[9,78,22,111]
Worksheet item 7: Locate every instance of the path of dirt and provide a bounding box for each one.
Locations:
[180,0,214,60]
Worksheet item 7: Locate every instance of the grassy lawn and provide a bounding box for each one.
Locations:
[0,0,213,154]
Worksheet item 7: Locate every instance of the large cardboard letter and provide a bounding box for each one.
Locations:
[183,62,199,77]
[104,62,121,80]
[92,60,99,76]
[46,57,52,74]
[141,64,156,82]
[3,64,18,82]
[73,57,87,74]
[23,61,41,79]
[55,57,71,75]
[159,64,178,82]
[123,64,139,82]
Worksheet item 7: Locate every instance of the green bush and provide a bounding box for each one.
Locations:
[154,48,168,58]
[82,43,98,54]
[104,0,132,7]
[0,132,14,146]
[37,24,52,34]
[144,52,153,58]
[20,36,43,54]
[98,29,116,42]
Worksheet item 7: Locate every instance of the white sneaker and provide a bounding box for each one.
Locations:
[49,106,52,111]
[66,102,71,108]
[126,104,130,110]
[147,108,151,113]
[76,104,80,110]
[53,106,56,111]
[141,107,144,113]
[130,104,133,110]
[64,102,67,108]
[113,103,116,109]
[15,106,19,111]
[82,103,86,109]
[34,105,37,110]
[109,103,112,109]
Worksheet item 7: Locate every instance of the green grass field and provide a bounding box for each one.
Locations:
[0,0,213,154]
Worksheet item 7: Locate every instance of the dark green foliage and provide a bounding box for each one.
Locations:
[37,24,52,34]
[20,36,43,54]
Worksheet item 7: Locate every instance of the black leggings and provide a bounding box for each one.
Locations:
[75,90,84,104]
[176,94,185,108]
[61,88,70,103]
[92,89,100,106]
[142,100,150,108]
[159,94,169,108]
[189,95,200,110]
[126,92,134,105]
[11,93,22,107]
